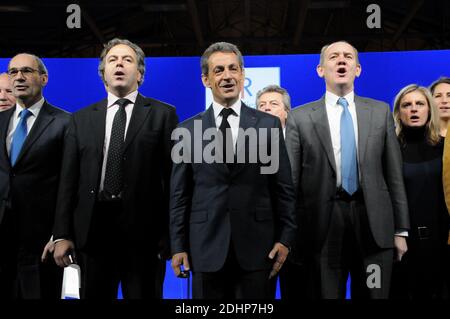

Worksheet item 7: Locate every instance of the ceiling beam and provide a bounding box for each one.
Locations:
[187,0,204,47]
[293,0,310,46]
[81,6,106,44]
[244,0,251,36]
[391,0,424,48]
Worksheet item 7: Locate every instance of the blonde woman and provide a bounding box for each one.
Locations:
[389,84,449,299]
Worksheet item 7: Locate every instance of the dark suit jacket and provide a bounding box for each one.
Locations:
[285,95,410,263]
[53,94,178,251]
[170,102,297,272]
[0,101,71,254]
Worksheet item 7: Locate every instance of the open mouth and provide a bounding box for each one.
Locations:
[410,115,420,121]
[221,83,235,90]
[336,67,347,77]
[114,71,125,77]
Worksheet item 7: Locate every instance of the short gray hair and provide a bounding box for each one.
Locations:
[8,53,48,75]
[98,38,146,86]
[201,42,244,75]
[256,85,291,112]
[319,40,359,66]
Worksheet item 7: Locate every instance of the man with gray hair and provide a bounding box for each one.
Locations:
[285,40,409,299]
[0,73,15,112]
[256,84,291,137]
[170,42,296,299]
[53,38,178,299]
[0,53,70,298]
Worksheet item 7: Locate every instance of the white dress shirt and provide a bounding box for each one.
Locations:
[212,99,242,152]
[325,91,359,188]
[99,90,138,191]
[6,98,45,156]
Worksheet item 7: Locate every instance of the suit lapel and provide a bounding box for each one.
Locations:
[14,102,54,166]
[123,94,152,152]
[310,97,337,174]
[0,108,15,166]
[90,99,107,158]
[355,95,371,164]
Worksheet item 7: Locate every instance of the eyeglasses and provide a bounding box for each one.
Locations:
[7,67,41,77]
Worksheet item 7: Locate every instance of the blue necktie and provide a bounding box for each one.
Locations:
[338,97,358,195]
[10,109,32,166]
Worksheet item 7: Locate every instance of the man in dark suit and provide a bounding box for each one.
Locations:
[285,41,409,299]
[170,42,297,299]
[53,38,178,299]
[0,53,70,299]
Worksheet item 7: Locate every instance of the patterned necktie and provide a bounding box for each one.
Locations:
[338,97,359,195]
[219,108,235,166]
[10,109,32,166]
[103,98,131,197]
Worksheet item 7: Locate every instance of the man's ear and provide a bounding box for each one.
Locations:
[316,64,324,78]
[355,64,362,78]
[41,74,49,87]
[201,73,210,88]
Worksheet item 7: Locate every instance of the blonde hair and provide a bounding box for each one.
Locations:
[393,84,441,146]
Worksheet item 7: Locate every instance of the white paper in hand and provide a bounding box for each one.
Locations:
[61,263,81,299]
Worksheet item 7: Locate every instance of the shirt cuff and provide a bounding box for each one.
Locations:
[395,231,408,237]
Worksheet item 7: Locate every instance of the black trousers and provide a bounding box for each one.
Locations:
[310,195,393,299]
[79,200,157,299]
[278,260,308,300]
[0,207,62,299]
[192,244,274,299]
[390,234,448,299]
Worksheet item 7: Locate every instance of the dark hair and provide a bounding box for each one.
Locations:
[98,38,146,86]
[200,42,244,75]
[429,77,450,95]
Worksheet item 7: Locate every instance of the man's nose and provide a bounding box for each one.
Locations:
[222,68,232,79]
[15,71,26,80]
[337,55,346,64]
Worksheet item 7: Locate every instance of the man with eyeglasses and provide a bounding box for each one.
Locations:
[0,72,15,112]
[0,53,70,299]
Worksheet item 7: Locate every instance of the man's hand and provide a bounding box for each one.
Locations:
[394,235,408,261]
[41,238,55,262]
[171,252,190,277]
[53,239,76,267]
[268,242,289,279]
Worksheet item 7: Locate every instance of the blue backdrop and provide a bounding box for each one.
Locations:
[1,49,448,298]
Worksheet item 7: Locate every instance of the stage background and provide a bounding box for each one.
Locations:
[1,49,448,298]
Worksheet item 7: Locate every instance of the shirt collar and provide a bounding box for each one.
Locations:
[325,91,355,107]
[212,98,242,120]
[15,97,45,119]
[107,90,138,108]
